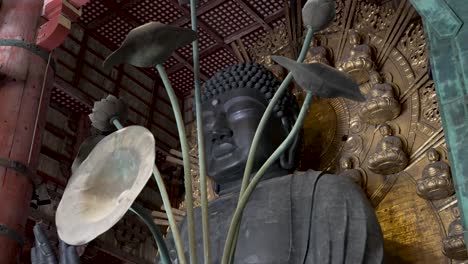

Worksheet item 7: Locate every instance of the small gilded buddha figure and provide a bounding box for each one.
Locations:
[264,55,286,80]
[338,30,376,85]
[368,124,408,175]
[443,218,468,260]
[416,148,454,200]
[304,37,330,65]
[358,71,401,125]
[338,157,364,188]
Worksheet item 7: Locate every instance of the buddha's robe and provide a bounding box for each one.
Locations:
[164,170,384,264]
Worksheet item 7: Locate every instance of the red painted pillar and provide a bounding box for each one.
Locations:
[0,0,54,263]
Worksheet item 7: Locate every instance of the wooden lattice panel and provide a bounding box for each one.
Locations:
[245,0,284,19]
[164,56,179,69]
[241,27,267,48]
[168,67,194,95]
[200,0,256,38]
[199,48,239,77]
[128,0,183,24]
[178,23,217,58]
[272,17,286,28]
[96,16,134,47]
[50,87,91,114]
[80,0,108,25]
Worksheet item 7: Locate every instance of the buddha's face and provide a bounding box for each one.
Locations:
[201,88,286,185]
[427,148,440,162]
[379,125,391,136]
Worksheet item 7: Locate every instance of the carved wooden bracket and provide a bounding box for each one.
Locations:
[36,0,91,51]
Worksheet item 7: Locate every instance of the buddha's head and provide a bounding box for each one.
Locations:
[448,219,465,236]
[426,148,440,162]
[201,63,299,187]
[340,157,353,170]
[379,124,392,137]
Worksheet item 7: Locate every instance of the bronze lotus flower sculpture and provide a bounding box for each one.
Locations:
[302,0,336,30]
[88,95,128,132]
[272,55,365,102]
[103,22,197,69]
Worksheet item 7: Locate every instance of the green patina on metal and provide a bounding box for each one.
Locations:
[409,0,468,243]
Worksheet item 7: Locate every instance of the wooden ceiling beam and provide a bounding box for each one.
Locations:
[224,8,284,44]
[172,0,226,26]
[236,0,272,31]
[168,0,238,59]
[86,0,141,29]
[68,29,177,105]
[172,53,208,81]
[167,43,222,75]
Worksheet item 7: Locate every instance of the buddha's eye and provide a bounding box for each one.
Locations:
[202,113,215,127]
[227,108,259,122]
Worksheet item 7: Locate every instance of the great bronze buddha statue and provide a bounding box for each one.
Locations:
[164,63,384,263]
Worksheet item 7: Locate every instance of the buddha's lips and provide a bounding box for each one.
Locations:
[212,142,236,159]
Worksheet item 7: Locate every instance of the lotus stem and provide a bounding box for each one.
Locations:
[223,26,315,264]
[129,204,171,264]
[112,118,186,264]
[239,26,314,197]
[190,0,211,263]
[156,64,197,264]
[223,92,313,264]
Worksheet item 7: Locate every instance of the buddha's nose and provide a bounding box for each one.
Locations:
[212,129,233,142]
[212,114,233,142]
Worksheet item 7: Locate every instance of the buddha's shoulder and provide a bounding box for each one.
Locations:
[289,170,365,199]
[258,169,356,189]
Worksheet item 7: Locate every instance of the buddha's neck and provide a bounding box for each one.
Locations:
[218,164,289,195]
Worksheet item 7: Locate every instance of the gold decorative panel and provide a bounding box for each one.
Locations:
[249,0,466,262]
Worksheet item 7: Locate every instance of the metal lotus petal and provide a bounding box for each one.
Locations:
[89,95,129,132]
[302,0,336,30]
[103,22,197,69]
[272,55,365,102]
[71,135,105,174]
[56,126,156,245]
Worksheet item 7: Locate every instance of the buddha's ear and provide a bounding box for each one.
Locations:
[280,109,300,170]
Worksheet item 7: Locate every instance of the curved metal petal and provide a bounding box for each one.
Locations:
[103,22,197,69]
[89,95,129,131]
[272,55,365,102]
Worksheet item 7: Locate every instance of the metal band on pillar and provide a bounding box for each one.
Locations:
[0,158,38,245]
[0,224,24,247]
[0,158,37,189]
[0,39,56,70]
